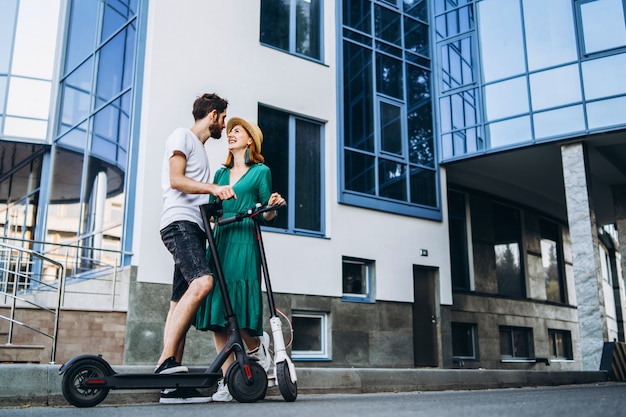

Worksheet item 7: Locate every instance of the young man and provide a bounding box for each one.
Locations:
[156,93,235,403]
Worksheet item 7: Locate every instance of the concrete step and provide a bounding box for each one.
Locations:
[0,344,44,363]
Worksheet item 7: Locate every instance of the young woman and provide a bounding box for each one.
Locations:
[195,116,285,402]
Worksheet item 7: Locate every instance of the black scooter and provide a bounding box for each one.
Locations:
[59,200,267,407]
[217,201,297,402]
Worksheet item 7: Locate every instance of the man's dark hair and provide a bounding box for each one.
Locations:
[192,93,228,120]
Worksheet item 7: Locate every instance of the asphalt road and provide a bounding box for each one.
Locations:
[1,382,625,417]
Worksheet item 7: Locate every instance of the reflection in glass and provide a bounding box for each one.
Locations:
[375,4,401,46]
[406,64,434,167]
[533,105,585,140]
[97,27,135,107]
[58,59,94,135]
[404,0,428,20]
[344,42,375,152]
[487,116,531,149]
[540,219,564,303]
[493,203,524,298]
[296,0,321,59]
[441,37,474,91]
[345,150,376,195]
[260,0,289,50]
[376,53,404,99]
[343,0,372,33]
[380,102,403,155]
[579,0,626,55]
[435,4,473,40]
[410,166,436,206]
[530,65,581,111]
[581,53,626,100]
[64,0,99,72]
[523,0,577,71]
[379,159,407,200]
[477,0,525,82]
[404,16,429,57]
[586,96,626,130]
[484,77,528,121]
[295,119,321,232]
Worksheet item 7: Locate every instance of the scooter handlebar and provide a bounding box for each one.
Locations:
[217,202,286,226]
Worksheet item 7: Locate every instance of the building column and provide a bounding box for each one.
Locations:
[612,184,626,342]
[561,142,607,370]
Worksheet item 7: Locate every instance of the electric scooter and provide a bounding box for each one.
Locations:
[58,200,268,407]
[217,202,298,402]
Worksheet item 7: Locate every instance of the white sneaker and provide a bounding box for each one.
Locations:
[248,331,271,372]
[212,379,233,402]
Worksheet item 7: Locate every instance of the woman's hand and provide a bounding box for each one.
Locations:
[264,192,285,221]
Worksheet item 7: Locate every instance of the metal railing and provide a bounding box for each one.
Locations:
[1,236,131,364]
[0,242,65,364]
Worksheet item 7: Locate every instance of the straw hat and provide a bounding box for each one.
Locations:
[227,117,263,153]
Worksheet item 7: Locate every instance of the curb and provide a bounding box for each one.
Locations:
[0,364,610,408]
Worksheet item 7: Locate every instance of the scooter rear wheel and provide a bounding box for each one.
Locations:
[227,361,268,403]
[276,360,297,402]
[61,358,110,407]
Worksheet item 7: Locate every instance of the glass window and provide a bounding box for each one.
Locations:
[258,105,324,235]
[0,0,18,74]
[493,203,525,298]
[586,96,626,129]
[440,37,474,92]
[540,219,566,303]
[548,329,573,360]
[484,77,528,122]
[11,0,61,79]
[451,322,477,359]
[487,116,531,149]
[577,0,626,56]
[448,190,471,291]
[64,0,99,72]
[434,2,474,41]
[523,0,577,71]
[341,1,437,218]
[260,0,322,61]
[96,26,136,108]
[533,105,585,140]
[6,77,51,120]
[477,0,525,82]
[291,311,329,360]
[3,117,48,140]
[342,256,375,302]
[530,65,582,112]
[581,53,626,100]
[58,59,95,135]
[499,326,533,359]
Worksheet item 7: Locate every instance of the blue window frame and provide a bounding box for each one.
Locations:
[340,0,439,219]
[258,104,325,236]
[260,0,323,61]
[342,256,375,302]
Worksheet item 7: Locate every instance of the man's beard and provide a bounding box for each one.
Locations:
[209,124,222,139]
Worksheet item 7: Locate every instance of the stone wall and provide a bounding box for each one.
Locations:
[0,307,126,365]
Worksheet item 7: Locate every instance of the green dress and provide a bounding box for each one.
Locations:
[195,163,273,336]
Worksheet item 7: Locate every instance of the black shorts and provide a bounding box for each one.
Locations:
[160,221,212,302]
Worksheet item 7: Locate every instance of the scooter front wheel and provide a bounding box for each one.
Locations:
[61,358,111,407]
[276,360,297,402]
[227,362,268,403]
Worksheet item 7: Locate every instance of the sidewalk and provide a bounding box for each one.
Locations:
[0,364,609,408]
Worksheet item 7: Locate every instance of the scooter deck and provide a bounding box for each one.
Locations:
[85,370,222,390]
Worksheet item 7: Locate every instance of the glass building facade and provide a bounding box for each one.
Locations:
[1,0,625,370]
[436,0,626,159]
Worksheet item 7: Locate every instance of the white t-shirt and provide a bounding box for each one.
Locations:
[160,127,211,231]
